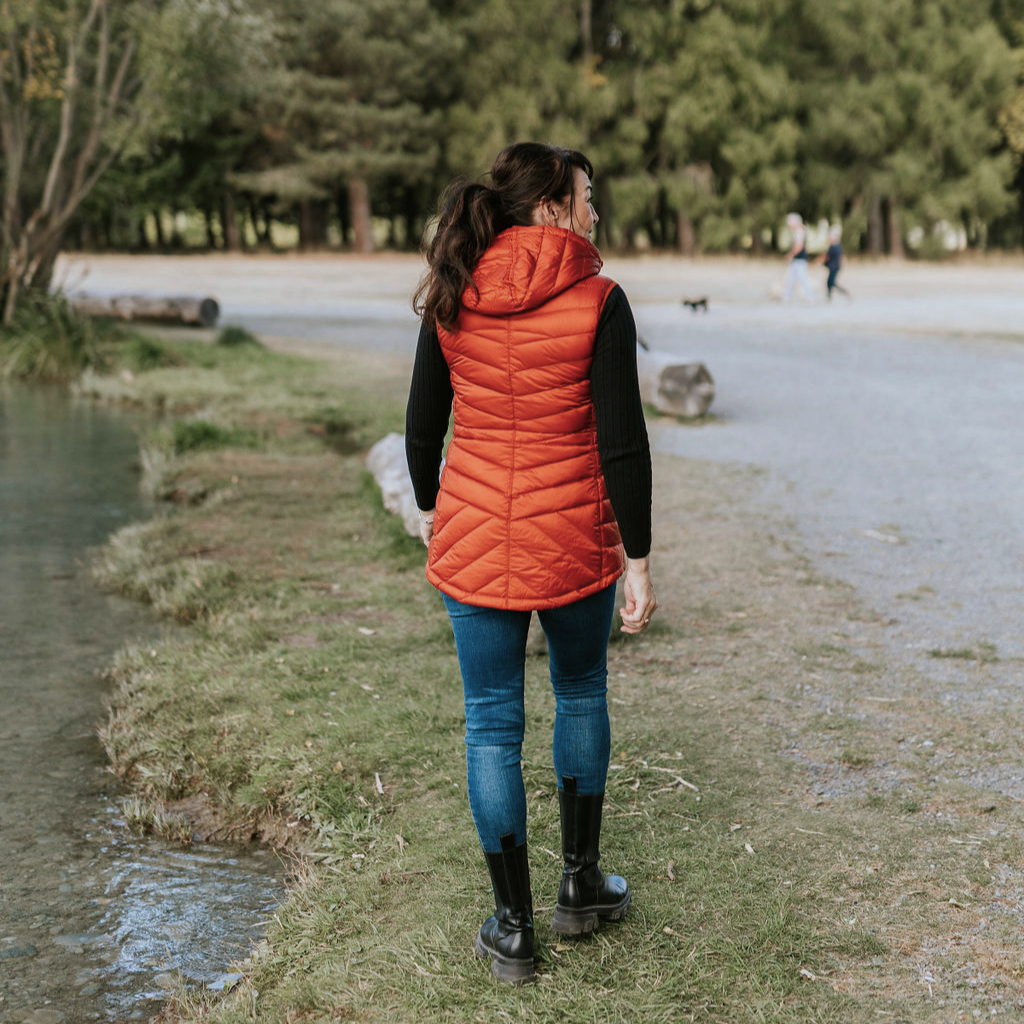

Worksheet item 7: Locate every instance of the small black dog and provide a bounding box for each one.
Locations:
[682,296,709,313]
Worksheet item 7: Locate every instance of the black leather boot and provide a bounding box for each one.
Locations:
[475,832,535,984]
[551,776,631,935]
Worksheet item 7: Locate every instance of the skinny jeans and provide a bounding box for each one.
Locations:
[442,584,616,853]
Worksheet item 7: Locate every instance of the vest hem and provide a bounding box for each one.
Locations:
[427,565,624,612]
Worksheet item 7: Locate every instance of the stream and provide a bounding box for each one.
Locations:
[0,384,285,1023]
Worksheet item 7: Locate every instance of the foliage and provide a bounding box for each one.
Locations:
[0,290,104,380]
[29,0,1024,257]
[169,419,261,456]
[0,0,149,321]
[216,325,263,348]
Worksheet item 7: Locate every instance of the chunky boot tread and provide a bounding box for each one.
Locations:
[475,930,535,984]
[551,889,631,934]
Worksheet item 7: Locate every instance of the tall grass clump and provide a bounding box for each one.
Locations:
[170,419,261,455]
[0,291,104,381]
[217,325,264,348]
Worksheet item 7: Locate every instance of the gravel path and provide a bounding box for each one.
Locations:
[57,252,1024,671]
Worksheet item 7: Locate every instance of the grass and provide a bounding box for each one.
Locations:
[928,642,999,664]
[0,290,106,380]
[79,327,1024,1023]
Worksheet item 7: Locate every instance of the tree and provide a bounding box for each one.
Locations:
[796,0,1016,255]
[230,0,450,253]
[1,0,136,322]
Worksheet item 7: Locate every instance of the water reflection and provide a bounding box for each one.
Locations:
[91,830,283,1020]
[0,384,285,1021]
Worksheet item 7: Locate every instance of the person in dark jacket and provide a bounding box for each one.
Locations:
[817,225,850,300]
[406,142,656,984]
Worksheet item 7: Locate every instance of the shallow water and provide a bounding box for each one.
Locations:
[0,385,285,1023]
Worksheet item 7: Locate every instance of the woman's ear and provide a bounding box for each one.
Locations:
[533,199,560,227]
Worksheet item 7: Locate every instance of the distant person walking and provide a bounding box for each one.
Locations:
[782,212,813,302]
[817,225,850,301]
[406,142,656,985]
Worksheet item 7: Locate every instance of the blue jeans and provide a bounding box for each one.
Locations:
[442,584,616,853]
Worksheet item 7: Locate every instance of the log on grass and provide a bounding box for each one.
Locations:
[636,346,714,419]
[68,293,220,327]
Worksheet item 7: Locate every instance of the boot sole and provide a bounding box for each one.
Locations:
[551,891,632,935]
[475,932,535,985]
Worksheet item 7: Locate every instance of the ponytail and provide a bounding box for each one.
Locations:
[414,142,594,331]
[414,181,503,331]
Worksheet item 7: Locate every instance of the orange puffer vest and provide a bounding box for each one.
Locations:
[426,225,625,610]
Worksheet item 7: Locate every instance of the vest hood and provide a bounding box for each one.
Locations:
[462,225,603,316]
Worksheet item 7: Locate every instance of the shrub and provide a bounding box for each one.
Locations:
[0,291,104,381]
[216,325,263,348]
[171,419,260,455]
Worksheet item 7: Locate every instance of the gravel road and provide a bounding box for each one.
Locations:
[57,251,1024,670]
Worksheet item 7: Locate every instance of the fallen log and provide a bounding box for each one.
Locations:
[68,293,220,327]
[636,346,714,419]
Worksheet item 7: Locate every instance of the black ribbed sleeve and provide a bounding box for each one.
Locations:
[591,286,652,558]
[405,317,452,511]
[404,284,652,558]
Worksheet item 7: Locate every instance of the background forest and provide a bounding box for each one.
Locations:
[4,0,1024,322]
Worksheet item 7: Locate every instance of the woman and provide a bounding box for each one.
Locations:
[405,142,656,984]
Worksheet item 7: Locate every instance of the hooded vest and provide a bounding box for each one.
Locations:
[425,225,625,610]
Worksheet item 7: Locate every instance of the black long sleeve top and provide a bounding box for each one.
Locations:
[405,285,652,558]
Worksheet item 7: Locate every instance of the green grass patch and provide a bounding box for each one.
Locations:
[82,330,1024,1022]
[170,419,261,455]
[217,325,264,347]
[928,641,999,664]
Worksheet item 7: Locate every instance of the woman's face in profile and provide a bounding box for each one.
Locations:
[562,168,599,243]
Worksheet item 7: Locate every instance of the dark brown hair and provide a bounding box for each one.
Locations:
[414,142,594,330]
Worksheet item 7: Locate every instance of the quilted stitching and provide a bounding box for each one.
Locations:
[427,226,624,610]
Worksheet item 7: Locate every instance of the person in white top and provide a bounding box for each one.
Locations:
[782,212,814,302]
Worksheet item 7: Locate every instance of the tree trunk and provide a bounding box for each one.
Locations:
[298,199,329,250]
[249,198,272,247]
[336,189,351,247]
[203,206,217,249]
[403,188,420,250]
[886,196,904,259]
[349,178,374,253]
[677,212,696,256]
[867,194,884,256]
[222,192,241,251]
[580,0,593,62]
[153,210,166,248]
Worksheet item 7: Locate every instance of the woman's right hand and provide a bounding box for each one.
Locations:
[619,556,658,634]
[417,508,436,547]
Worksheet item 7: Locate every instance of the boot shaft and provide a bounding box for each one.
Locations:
[479,832,534,977]
[554,776,630,931]
[483,832,534,928]
[558,775,604,870]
